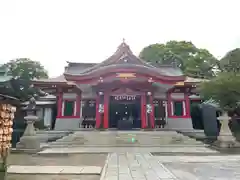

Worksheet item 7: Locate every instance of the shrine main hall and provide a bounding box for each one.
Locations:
[33,41,202,130]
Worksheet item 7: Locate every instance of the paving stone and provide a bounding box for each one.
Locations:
[59,166,83,174]
[7,165,101,175]
[155,155,240,163]
[101,152,177,180]
[81,166,102,174]
[164,162,240,180]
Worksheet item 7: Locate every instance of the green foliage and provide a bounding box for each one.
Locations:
[229,118,240,141]
[139,40,218,78]
[220,48,240,73]
[200,72,240,111]
[1,58,48,100]
[4,58,48,80]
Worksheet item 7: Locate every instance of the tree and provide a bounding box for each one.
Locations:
[200,72,240,111]
[220,48,240,73]
[200,48,240,110]
[2,58,48,100]
[4,58,48,80]
[139,40,218,78]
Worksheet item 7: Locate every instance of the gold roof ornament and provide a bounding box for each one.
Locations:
[175,81,185,86]
[116,73,136,78]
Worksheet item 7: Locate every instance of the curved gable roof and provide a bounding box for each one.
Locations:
[76,41,155,75]
[64,41,184,81]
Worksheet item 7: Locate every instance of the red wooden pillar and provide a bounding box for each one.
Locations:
[184,93,191,117]
[95,94,100,128]
[149,94,155,128]
[167,91,172,117]
[141,94,146,128]
[57,88,63,118]
[103,93,109,129]
[76,92,81,117]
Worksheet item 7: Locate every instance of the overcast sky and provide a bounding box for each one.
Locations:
[0,0,239,77]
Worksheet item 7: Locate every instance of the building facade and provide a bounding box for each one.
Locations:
[33,42,202,130]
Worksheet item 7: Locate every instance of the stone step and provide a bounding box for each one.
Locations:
[48,144,208,148]
[47,131,205,148]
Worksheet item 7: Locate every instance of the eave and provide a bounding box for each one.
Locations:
[32,81,74,86]
[0,93,20,105]
[64,65,185,83]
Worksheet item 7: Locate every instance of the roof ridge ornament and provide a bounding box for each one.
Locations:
[121,38,126,47]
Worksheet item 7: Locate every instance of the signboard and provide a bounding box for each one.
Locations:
[114,95,136,101]
[175,81,185,86]
[44,89,57,94]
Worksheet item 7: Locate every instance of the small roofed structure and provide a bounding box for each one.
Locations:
[33,40,204,131]
[21,94,56,129]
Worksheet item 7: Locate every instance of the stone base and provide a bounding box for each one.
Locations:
[213,139,235,148]
[16,136,41,152]
[11,148,43,154]
[233,141,240,148]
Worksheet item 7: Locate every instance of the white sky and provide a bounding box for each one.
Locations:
[0,0,239,77]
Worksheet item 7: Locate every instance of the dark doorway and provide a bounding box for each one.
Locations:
[109,95,141,129]
[51,105,57,130]
[153,99,166,128]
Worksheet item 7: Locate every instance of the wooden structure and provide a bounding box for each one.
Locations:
[33,41,203,130]
[0,94,18,179]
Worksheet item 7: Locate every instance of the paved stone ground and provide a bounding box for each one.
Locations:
[102,153,177,180]
[164,162,240,180]
[156,155,240,180]
[7,130,240,180]
[6,153,107,180]
[7,148,240,180]
[101,153,240,180]
[154,155,240,163]
[8,153,107,166]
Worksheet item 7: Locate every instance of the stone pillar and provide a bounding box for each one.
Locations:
[16,97,41,152]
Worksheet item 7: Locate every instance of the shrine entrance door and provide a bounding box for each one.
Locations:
[109,95,141,129]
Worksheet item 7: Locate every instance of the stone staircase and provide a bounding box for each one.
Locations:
[48,130,206,147]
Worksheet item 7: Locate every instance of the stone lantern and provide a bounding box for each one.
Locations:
[16,97,41,151]
[214,111,239,148]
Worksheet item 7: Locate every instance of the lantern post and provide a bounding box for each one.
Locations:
[16,97,41,151]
